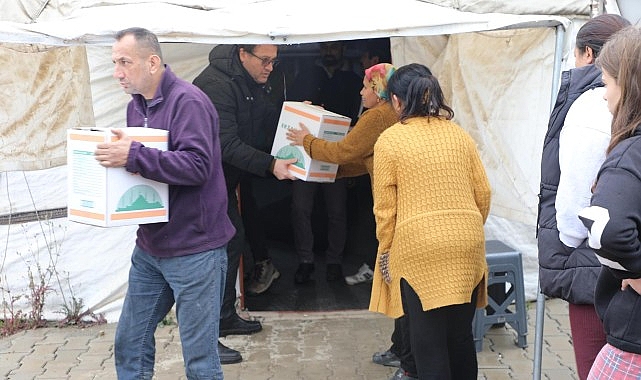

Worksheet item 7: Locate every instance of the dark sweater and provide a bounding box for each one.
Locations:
[580,129,641,354]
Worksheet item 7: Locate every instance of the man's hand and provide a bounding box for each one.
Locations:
[94,128,132,167]
[272,158,297,180]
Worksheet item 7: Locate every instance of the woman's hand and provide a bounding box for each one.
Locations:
[286,122,311,146]
[379,252,392,284]
[622,278,641,294]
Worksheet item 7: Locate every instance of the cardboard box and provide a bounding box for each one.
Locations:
[67,127,169,227]
[271,101,351,182]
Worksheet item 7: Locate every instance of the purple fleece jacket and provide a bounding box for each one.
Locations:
[124,65,235,257]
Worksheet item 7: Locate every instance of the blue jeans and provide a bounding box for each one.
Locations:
[115,245,227,380]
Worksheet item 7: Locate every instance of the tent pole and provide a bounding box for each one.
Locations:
[533,23,566,380]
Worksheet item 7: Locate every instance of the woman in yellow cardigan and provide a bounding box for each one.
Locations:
[286,62,398,284]
[371,63,491,380]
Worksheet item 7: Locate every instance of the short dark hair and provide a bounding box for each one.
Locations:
[115,27,163,60]
[237,44,258,54]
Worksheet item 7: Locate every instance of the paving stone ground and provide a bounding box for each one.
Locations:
[0,298,577,380]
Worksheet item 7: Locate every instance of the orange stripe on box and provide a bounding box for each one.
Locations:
[111,209,167,220]
[324,118,351,127]
[69,208,105,220]
[68,134,105,142]
[284,105,321,122]
[111,135,168,143]
[309,172,336,178]
[288,166,306,175]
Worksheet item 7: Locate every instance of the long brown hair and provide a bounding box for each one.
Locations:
[596,26,641,154]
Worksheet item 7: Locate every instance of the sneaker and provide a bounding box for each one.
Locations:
[389,368,418,380]
[246,259,280,295]
[372,349,400,367]
[345,263,374,285]
[294,263,315,284]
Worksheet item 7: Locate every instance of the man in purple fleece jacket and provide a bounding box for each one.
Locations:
[94,27,235,380]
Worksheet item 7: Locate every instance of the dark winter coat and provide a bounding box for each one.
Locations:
[193,44,281,192]
[580,128,641,353]
[537,64,603,304]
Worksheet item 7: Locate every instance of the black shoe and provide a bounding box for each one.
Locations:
[219,314,262,337]
[326,263,344,282]
[294,263,315,284]
[218,341,242,365]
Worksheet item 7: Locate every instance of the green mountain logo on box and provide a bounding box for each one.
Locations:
[276,146,305,169]
[116,185,164,212]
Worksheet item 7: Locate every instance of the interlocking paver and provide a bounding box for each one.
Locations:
[0,298,579,379]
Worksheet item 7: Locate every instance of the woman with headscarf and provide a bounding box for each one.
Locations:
[287,62,398,284]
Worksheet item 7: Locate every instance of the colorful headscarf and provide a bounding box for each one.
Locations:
[364,63,396,101]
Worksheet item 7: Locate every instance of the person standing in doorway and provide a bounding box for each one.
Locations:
[193,43,296,363]
[287,40,363,284]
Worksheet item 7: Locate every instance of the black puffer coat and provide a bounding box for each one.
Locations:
[537,64,603,304]
[193,44,281,191]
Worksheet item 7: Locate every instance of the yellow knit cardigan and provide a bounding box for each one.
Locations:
[369,116,491,318]
[302,102,398,178]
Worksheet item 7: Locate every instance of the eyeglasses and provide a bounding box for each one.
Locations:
[245,50,280,68]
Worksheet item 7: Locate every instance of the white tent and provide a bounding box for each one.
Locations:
[1,0,591,322]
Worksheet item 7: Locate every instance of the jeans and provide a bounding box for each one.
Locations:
[115,245,227,380]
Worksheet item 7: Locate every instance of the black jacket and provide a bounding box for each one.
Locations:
[193,45,281,191]
[580,129,641,354]
[537,64,603,304]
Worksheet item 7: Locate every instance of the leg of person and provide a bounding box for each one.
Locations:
[345,175,377,285]
[242,181,280,294]
[219,187,261,340]
[291,180,318,284]
[445,285,479,380]
[162,247,227,380]
[372,317,402,368]
[588,343,641,379]
[115,246,176,380]
[401,278,448,379]
[569,303,607,380]
[397,314,417,375]
[322,178,348,281]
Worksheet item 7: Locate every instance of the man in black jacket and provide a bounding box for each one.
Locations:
[193,44,296,364]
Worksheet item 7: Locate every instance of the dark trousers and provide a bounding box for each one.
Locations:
[390,315,416,375]
[220,187,245,321]
[220,183,270,320]
[291,178,347,264]
[401,279,479,380]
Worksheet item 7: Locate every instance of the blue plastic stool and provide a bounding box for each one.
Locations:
[473,240,528,352]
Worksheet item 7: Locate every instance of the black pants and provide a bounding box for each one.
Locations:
[291,178,347,264]
[390,315,416,375]
[400,279,479,380]
[220,187,245,320]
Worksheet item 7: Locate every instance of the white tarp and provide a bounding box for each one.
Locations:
[0,0,579,322]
